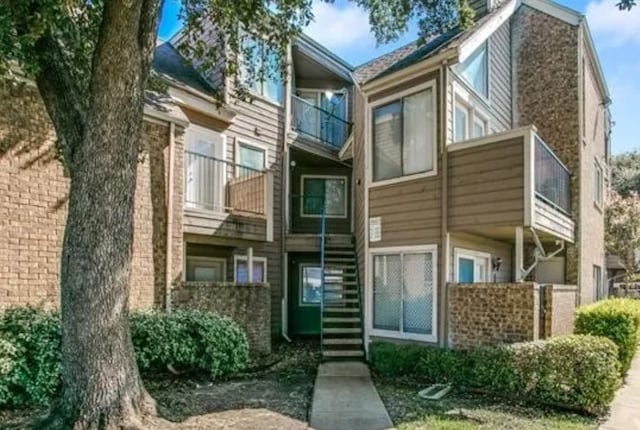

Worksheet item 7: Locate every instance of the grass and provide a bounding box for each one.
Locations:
[374,377,600,430]
[0,340,320,430]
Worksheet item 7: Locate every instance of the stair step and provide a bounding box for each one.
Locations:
[323,327,362,334]
[323,338,363,345]
[323,350,365,358]
[324,317,361,323]
[324,298,359,304]
[323,307,360,313]
[325,250,354,255]
[325,258,355,263]
[324,291,358,297]
[325,265,356,271]
[324,280,357,285]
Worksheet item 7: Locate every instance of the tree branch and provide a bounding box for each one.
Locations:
[34,35,87,168]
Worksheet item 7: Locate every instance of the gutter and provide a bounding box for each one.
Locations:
[440,62,450,348]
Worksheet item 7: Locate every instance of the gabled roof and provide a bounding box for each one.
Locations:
[152,41,215,95]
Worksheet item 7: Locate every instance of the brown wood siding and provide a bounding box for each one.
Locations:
[449,233,513,283]
[353,88,367,282]
[369,176,442,247]
[489,20,513,130]
[367,71,440,104]
[448,137,525,230]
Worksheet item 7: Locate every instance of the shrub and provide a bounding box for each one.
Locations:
[0,307,61,407]
[130,310,249,379]
[370,335,621,414]
[0,307,249,407]
[575,298,640,373]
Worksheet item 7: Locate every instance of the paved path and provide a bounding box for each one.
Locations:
[600,349,640,430]
[309,362,394,430]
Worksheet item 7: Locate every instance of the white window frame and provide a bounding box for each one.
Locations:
[233,255,267,283]
[369,80,438,188]
[368,244,438,343]
[452,84,491,143]
[299,264,323,307]
[453,248,491,283]
[300,174,348,219]
[593,158,604,209]
[235,139,268,176]
[185,255,227,282]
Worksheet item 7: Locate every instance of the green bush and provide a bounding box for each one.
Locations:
[130,310,249,379]
[0,307,250,407]
[371,335,621,413]
[0,308,61,407]
[575,298,640,373]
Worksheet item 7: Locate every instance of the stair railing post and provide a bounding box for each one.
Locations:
[320,199,327,356]
[353,237,365,358]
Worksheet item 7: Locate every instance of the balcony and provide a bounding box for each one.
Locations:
[447,126,574,243]
[291,95,351,150]
[184,151,273,241]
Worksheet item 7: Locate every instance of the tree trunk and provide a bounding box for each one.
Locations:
[35,1,163,429]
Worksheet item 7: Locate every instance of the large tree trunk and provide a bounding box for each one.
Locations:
[35,1,163,429]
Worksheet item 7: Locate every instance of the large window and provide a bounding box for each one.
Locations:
[186,256,226,282]
[236,141,266,174]
[240,35,284,104]
[371,246,437,341]
[453,95,489,143]
[454,248,490,283]
[301,175,347,218]
[234,255,267,283]
[457,42,488,97]
[372,87,435,182]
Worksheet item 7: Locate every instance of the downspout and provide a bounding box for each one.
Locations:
[440,61,450,348]
[165,122,176,311]
[281,42,293,342]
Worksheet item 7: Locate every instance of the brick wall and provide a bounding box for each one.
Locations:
[447,282,540,348]
[541,284,577,338]
[0,83,184,310]
[172,282,271,355]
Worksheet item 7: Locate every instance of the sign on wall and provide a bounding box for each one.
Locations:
[369,217,381,242]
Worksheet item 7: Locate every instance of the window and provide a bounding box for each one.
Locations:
[240,35,284,104]
[300,266,343,305]
[234,255,267,283]
[237,141,266,175]
[301,175,347,218]
[453,95,489,143]
[457,43,488,97]
[372,87,435,182]
[186,256,226,282]
[593,265,603,301]
[184,126,226,211]
[454,249,490,283]
[371,246,437,341]
[593,159,603,207]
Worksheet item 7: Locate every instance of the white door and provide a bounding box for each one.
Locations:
[185,125,226,211]
[535,257,565,284]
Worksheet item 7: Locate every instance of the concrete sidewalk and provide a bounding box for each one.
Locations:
[600,349,640,430]
[309,362,394,430]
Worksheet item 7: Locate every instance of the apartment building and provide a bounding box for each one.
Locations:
[0,0,610,357]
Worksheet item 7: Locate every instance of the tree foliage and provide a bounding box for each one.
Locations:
[610,150,640,197]
[606,192,640,280]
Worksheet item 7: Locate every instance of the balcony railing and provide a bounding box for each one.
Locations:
[291,95,351,149]
[184,151,267,216]
[534,136,571,214]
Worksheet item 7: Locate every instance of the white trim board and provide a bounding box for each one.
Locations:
[233,255,268,282]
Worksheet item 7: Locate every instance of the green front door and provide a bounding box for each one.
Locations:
[288,253,321,336]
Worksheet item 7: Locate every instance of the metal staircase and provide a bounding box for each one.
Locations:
[319,209,364,360]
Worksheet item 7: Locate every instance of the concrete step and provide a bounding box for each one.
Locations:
[323,350,365,358]
[323,307,360,313]
[323,327,362,334]
[322,338,363,345]
[324,317,361,323]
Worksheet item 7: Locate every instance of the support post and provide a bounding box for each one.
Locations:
[247,247,254,283]
[515,227,524,282]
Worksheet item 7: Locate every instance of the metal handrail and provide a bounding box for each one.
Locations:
[534,136,571,214]
[352,236,365,358]
[320,204,327,357]
[184,150,266,174]
[292,95,352,124]
[291,95,352,149]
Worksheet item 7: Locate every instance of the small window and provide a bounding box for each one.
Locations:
[372,87,436,182]
[234,256,267,283]
[186,256,226,282]
[593,265,603,301]
[237,141,266,175]
[454,105,468,142]
[299,265,343,305]
[453,97,488,143]
[240,35,284,104]
[472,116,487,138]
[301,176,347,218]
[593,160,603,207]
[458,43,488,97]
[454,249,490,283]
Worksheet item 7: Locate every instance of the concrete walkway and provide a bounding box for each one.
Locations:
[309,362,394,430]
[600,349,640,430]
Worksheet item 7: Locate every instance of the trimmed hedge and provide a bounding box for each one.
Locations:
[575,298,640,374]
[0,308,249,407]
[370,335,621,414]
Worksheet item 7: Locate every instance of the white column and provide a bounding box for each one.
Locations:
[247,247,254,283]
[515,227,524,282]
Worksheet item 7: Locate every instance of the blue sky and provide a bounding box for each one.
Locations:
[158,0,639,154]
